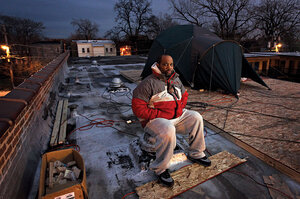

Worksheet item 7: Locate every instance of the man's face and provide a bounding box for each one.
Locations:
[158,55,174,76]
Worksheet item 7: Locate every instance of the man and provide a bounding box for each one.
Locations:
[132,54,211,187]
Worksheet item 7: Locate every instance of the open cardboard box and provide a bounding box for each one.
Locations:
[38,149,88,199]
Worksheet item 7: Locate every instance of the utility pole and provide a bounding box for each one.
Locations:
[2,24,14,88]
[2,25,8,45]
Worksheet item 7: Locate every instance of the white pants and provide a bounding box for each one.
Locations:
[143,109,206,175]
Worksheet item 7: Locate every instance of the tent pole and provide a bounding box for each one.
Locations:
[209,45,215,97]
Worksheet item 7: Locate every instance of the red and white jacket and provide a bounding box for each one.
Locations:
[132,63,188,127]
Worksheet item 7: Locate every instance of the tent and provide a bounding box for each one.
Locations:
[141,25,269,97]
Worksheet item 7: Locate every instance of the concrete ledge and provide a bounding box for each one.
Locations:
[18,82,41,93]
[0,51,70,199]
[0,121,10,137]
[0,100,26,123]
[3,89,36,104]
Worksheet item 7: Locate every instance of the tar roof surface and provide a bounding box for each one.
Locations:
[32,56,300,199]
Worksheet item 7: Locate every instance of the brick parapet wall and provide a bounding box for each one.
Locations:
[0,51,69,199]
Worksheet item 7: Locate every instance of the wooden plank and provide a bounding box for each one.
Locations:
[120,70,142,83]
[50,100,63,147]
[136,151,246,199]
[58,99,68,145]
[204,120,300,183]
[49,162,54,189]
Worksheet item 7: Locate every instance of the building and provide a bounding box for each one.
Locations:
[30,40,63,58]
[245,52,300,82]
[120,45,131,56]
[75,40,116,57]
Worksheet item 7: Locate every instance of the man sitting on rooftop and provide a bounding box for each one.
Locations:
[132,54,211,187]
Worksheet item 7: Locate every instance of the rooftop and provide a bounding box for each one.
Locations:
[75,40,115,44]
[28,56,300,198]
[245,52,300,57]
[187,78,300,173]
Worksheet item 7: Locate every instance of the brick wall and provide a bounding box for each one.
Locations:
[0,52,69,199]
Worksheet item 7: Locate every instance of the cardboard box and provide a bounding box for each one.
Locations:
[38,149,88,199]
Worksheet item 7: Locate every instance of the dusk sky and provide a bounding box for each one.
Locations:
[0,0,170,38]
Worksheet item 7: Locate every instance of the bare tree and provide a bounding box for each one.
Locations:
[0,15,44,45]
[107,13,176,53]
[253,0,300,49]
[105,27,122,42]
[0,15,44,56]
[106,0,153,53]
[281,26,300,51]
[169,0,254,41]
[146,13,180,39]
[0,15,45,85]
[169,0,206,26]
[198,0,255,40]
[71,18,99,40]
[112,0,152,38]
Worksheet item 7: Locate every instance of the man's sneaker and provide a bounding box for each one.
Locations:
[188,155,211,167]
[158,169,174,187]
[140,149,156,163]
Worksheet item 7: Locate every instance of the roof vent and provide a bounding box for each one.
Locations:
[110,77,123,88]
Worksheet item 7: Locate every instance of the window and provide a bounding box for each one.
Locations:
[110,48,113,52]
[87,48,90,53]
[254,62,259,71]
[106,48,108,52]
[262,61,267,74]
[280,61,285,71]
[297,61,300,75]
[289,60,294,74]
[82,48,85,53]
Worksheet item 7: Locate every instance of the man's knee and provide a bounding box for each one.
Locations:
[189,110,203,122]
[159,125,176,141]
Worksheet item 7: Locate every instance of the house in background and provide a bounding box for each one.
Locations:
[120,45,131,56]
[245,52,300,82]
[75,40,116,57]
[30,40,64,58]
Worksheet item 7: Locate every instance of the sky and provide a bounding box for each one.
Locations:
[0,0,170,39]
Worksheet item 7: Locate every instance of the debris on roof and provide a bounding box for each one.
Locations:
[40,56,300,198]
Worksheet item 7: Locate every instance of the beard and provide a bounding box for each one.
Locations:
[165,69,175,77]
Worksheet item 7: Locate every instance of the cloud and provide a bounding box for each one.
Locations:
[0,0,169,38]
[0,0,117,38]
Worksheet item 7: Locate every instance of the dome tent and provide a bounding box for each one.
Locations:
[141,25,269,97]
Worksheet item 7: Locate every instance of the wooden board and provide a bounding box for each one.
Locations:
[50,100,63,147]
[120,70,142,83]
[58,99,68,144]
[136,151,246,199]
[49,162,54,189]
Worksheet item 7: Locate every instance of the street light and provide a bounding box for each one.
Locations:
[275,43,282,53]
[1,45,10,62]
[1,45,14,88]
